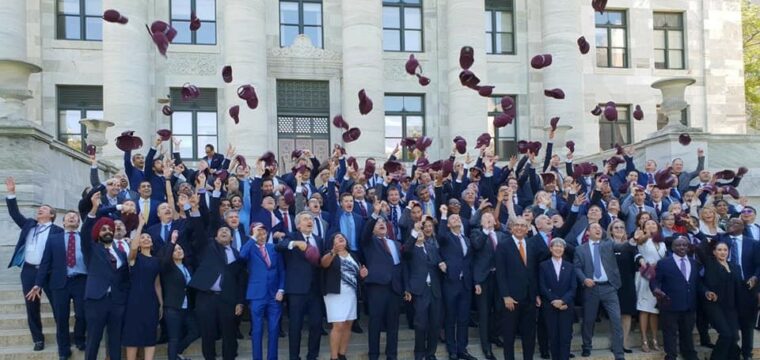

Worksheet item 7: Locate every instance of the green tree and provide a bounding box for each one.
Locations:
[745,0,760,129]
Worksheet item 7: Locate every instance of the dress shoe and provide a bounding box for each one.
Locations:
[448,355,458,360]
[540,353,550,359]
[426,356,438,360]
[483,351,496,360]
[75,343,85,351]
[490,337,504,347]
[279,328,286,338]
[338,354,347,360]
[457,351,477,360]
[351,322,364,334]
[623,348,633,353]
[581,349,590,357]
[569,354,575,358]
[33,342,44,351]
[321,327,328,336]
[700,341,715,348]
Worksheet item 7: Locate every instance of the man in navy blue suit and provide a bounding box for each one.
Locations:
[718,218,760,360]
[240,223,285,360]
[276,212,324,360]
[123,149,146,192]
[136,180,160,227]
[5,177,62,351]
[144,136,177,201]
[28,210,87,359]
[202,143,226,170]
[145,202,184,249]
[651,236,700,360]
[80,193,130,360]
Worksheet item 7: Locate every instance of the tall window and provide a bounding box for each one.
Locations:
[56,0,103,40]
[280,0,323,48]
[484,0,515,55]
[385,94,425,161]
[487,96,518,158]
[595,10,628,68]
[57,86,103,152]
[654,12,685,69]
[170,88,218,160]
[598,104,631,150]
[170,0,217,45]
[383,0,423,52]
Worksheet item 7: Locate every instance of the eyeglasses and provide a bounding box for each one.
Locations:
[612,226,625,229]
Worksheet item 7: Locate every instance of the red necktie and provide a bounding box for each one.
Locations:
[107,248,117,269]
[582,231,589,244]
[117,241,125,254]
[282,212,290,232]
[259,244,271,268]
[67,232,76,267]
[358,202,367,218]
[547,233,553,247]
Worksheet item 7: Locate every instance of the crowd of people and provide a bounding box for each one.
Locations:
[6,127,760,360]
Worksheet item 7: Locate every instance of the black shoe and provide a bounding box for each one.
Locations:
[351,322,364,334]
[157,335,168,344]
[236,330,244,339]
[569,354,575,358]
[490,337,504,347]
[59,357,70,360]
[581,349,590,357]
[33,342,44,351]
[448,355,458,360]
[483,351,496,360]
[457,351,477,360]
[279,328,286,338]
[338,354,347,360]
[540,353,550,359]
[623,348,633,353]
[321,327,328,336]
[700,341,715,348]
[75,343,85,351]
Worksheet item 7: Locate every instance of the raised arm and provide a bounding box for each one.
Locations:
[5,177,29,228]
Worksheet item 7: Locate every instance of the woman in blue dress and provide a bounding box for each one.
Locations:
[122,216,163,360]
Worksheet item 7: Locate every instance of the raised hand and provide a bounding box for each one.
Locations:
[171,230,179,244]
[360,265,369,278]
[155,135,163,147]
[5,177,16,194]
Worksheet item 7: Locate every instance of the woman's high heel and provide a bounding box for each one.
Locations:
[641,339,650,352]
[651,338,661,351]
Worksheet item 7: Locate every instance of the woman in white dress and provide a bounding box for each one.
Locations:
[321,233,367,360]
[634,219,667,352]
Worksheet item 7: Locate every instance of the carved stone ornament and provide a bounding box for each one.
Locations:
[167,53,217,75]
[269,34,341,61]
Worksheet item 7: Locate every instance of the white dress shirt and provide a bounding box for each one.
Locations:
[552,257,563,281]
[24,223,53,265]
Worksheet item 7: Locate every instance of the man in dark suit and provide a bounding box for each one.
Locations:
[144,136,177,201]
[202,143,226,171]
[187,205,247,360]
[529,214,556,359]
[275,212,324,360]
[80,194,130,360]
[362,203,404,360]
[740,206,760,241]
[326,176,364,254]
[241,223,285,360]
[496,216,547,360]
[123,149,146,192]
[403,220,444,360]
[718,218,760,360]
[574,222,625,360]
[136,181,160,227]
[145,202,185,249]
[470,212,507,360]
[5,177,62,351]
[651,236,700,360]
[28,210,87,359]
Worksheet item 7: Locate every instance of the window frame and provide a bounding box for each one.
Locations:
[653,12,685,70]
[56,0,103,41]
[56,85,104,152]
[170,88,219,161]
[382,0,424,52]
[485,0,515,55]
[279,0,324,48]
[488,95,518,158]
[595,9,629,68]
[384,93,426,161]
[598,104,632,151]
[169,0,218,45]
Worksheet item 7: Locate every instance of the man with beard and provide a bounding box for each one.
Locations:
[124,149,146,192]
[81,193,130,360]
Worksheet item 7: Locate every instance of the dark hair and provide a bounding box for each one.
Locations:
[415,184,428,196]
[205,144,215,151]
[339,192,354,202]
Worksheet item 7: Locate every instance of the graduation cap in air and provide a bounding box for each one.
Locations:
[259,151,276,167]
[181,83,200,101]
[577,37,590,54]
[550,117,560,131]
[156,129,172,141]
[592,0,608,13]
[544,88,565,100]
[229,105,240,124]
[332,115,349,130]
[162,105,173,116]
[415,136,433,152]
[116,131,143,152]
[566,140,575,153]
[591,105,603,116]
[190,11,201,31]
[459,70,481,89]
[678,133,691,146]
[633,105,644,120]
[459,46,475,70]
[530,54,553,69]
[103,9,128,24]
[222,65,233,83]
[476,133,492,149]
[603,101,617,121]
[342,128,362,143]
[358,89,373,115]
[237,85,259,109]
[453,136,467,154]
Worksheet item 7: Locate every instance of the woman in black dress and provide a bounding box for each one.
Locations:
[122,216,162,360]
[702,241,741,360]
[608,219,637,353]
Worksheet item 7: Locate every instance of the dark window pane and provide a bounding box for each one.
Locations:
[303,3,322,25]
[281,25,299,47]
[60,15,82,39]
[196,0,216,21]
[383,29,401,51]
[304,26,322,48]
[173,21,192,43]
[196,22,216,44]
[172,0,192,19]
[85,16,102,40]
[84,0,101,16]
[58,0,81,14]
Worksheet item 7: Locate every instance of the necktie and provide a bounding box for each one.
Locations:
[162,224,170,243]
[638,206,644,213]
[141,199,149,221]
[107,248,117,269]
[314,216,323,238]
[259,244,271,268]
[655,204,660,214]
[489,232,498,251]
[392,206,399,228]
[679,257,688,280]
[282,212,290,232]
[67,232,76,267]
[592,242,602,279]
[117,241,126,254]
[358,201,367,218]
[731,237,743,279]
[518,239,526,266]
[582,231,589,244]
[546,233,552,247]
[458,234,468,256]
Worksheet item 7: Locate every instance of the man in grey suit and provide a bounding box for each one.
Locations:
[620,186,657,234]
[574,222,625,360]
[672,148,704,196]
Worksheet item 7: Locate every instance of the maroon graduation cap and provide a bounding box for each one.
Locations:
[577,36,590,54]
[162,105,173,116]
[453,136,467,154]
[235,155,248,169]
[417,75,431,86]
[477,85,495,97]
[566,140,576,153]
[550,117,560,131]
[181,83,200,101]
[237,85,259,109]
[342,128,361,143]
[459,46,475,70]
[458,70,481,89]
[603,101,617,121]
[738,166,749,177]
[415,136,433,152]
[384,160,403,174]
[86,145,97,156]
[332,115,349,130]
[406,54,421,75]
[103,9,128,24]
[190,11,201,31]
[401,137,417,148]
[364,160,376,179]
[591,105,603,116]
[592,0,608,13]
[259,151,276,167]
[476,133,492,149]
[229,105,240,124]
[493,113,513,128]
[222,65,233,83]
[116,131,143,152]
[347,157,359,172]
[156,129,172,141]
[517,140,529,154]
[358,89,373,115]
[544,88,565,100]
[633,105,644,120]
[530,54,553,69]
[678,133,691,146]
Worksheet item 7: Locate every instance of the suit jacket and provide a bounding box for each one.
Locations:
[146,220,187,250]
[81,216,130,303]
[437,221,474,288]
[123,149,146,192]
[144,147,178,201]
[202,153,226,171]
[250,177,285,237]
[621,196,658,235]
[651,255,701,312]
[675,156,705,194]
[470,228,507,285]
[326,179,365,250]
[495,235,545,302]
[240,240,285,301]
[35,231,87,290]
[322,252,362,296]
[361,216,404,294]
[646,199,672,219]
[160,243,195,310]
[403,237,442,298]
[573,240,622,290]
[538,259,577,306]
[701,257,742,310]
[6,197,64,268]
[135,197,161,228]
[717,233,760,281]
[275,231,323,295]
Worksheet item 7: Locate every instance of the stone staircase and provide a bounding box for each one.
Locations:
[0,267,759,359]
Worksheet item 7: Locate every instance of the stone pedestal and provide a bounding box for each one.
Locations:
[223,0,268,157]
[102,0,153,163]
[651,77,697,134]
[341,0,384,159]
[80,118,115,154]
[0,2,41,124]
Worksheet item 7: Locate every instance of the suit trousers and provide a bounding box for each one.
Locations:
[502,298,537,360]
[287,292,323,360]
[20,263,53,344]
[195,291,238,360]
[250,298,282,360]
[581,283,624,360]
[52,275,86,357]
[367,284,401,360]
[476,272,503,354]
[736,285,758,358]
[165,307,200,360]
[84,294,125,360]
[696,295,711,344]
[660,310,698,360]
[704,304,740,360]
[543,304,573,360]
[412,285,442,360]
[443,279,472,356]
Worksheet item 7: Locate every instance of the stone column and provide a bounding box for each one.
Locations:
[540,0,589,153]
[446,0,487,150]
[341,0,384,159]
[0,1,41,123]
[223,0,268,157]
[102,0,153,163]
